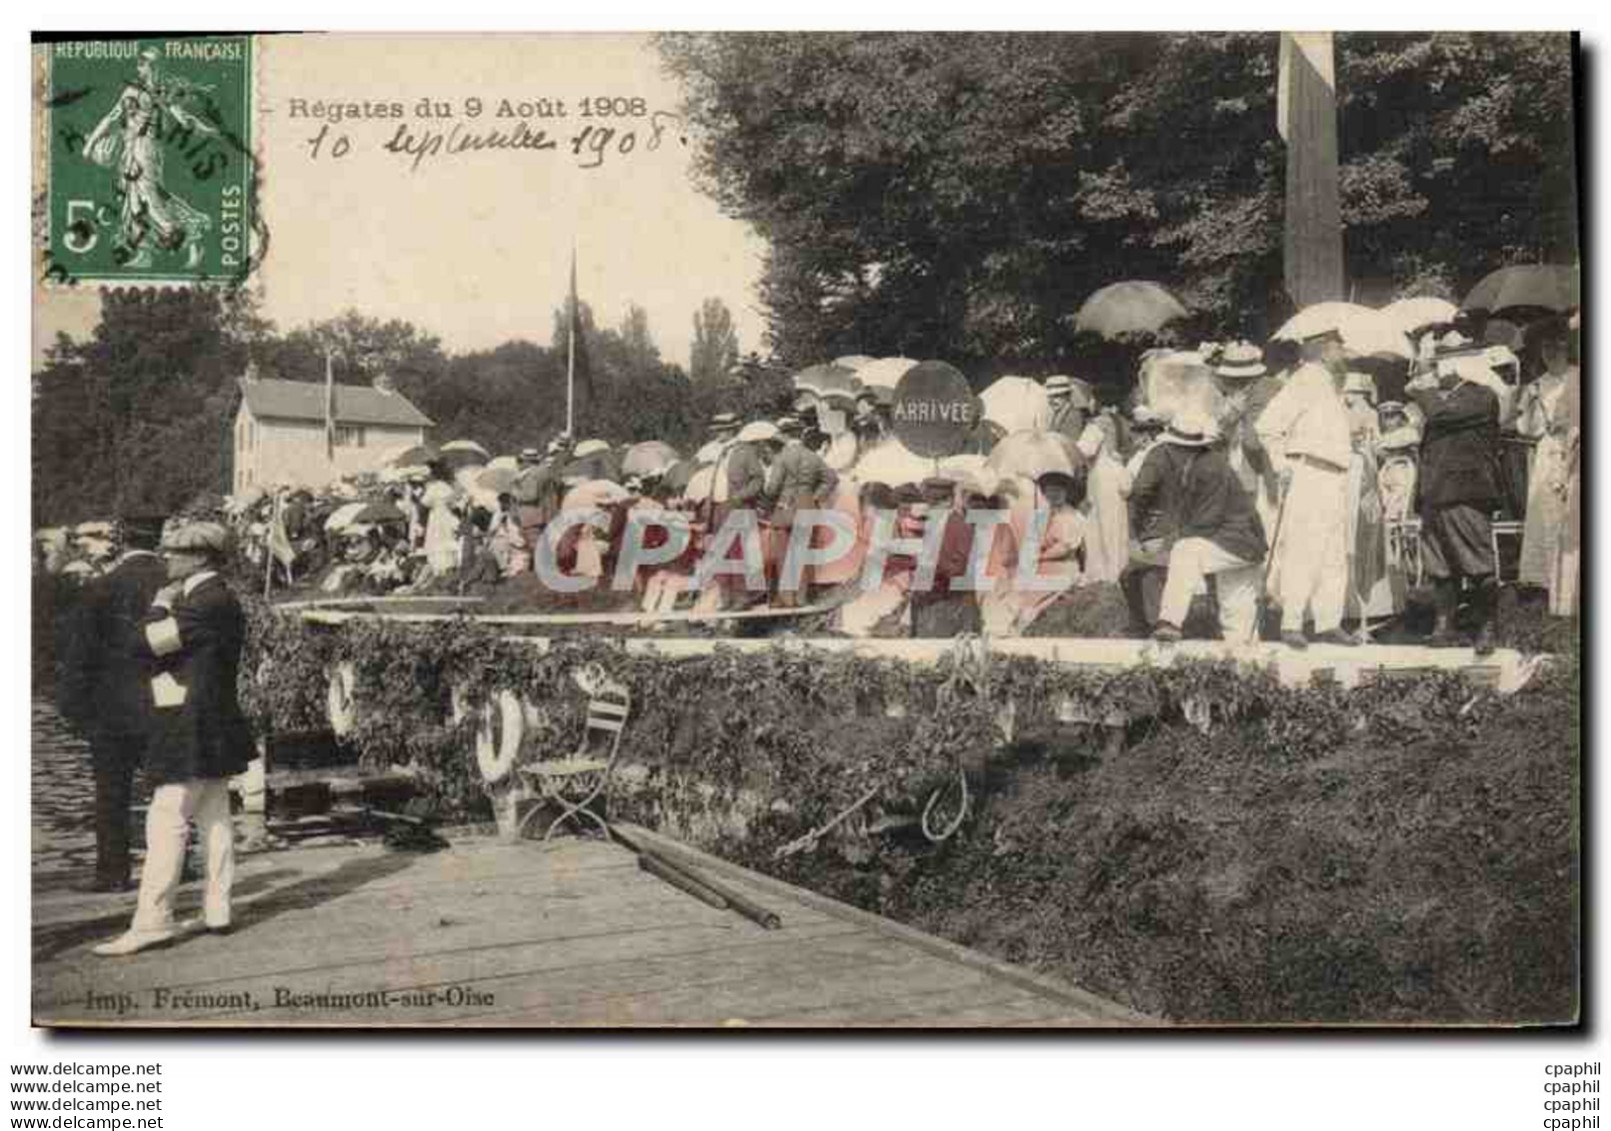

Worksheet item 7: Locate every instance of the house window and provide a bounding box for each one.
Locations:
[335,425,366,448]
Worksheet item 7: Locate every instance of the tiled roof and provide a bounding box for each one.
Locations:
[241,378,434,428]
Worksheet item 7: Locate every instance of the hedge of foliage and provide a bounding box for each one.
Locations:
[240,599,1578,1024]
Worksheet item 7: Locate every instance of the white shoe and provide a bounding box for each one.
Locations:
[91,928,176,957]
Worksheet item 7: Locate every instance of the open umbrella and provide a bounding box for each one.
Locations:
[1380,296,1459,336]
[1273,302,1413,360]
[475,466,520,495]
[1462,264,1578,315]
[622,440,681,479]
[562,479,633,513]
[486,454,520,472]
[939,454,989,479]
[853,357,918,394]
[986,429,1082,480]
[1074,281,1189,338]
[350,500,408,526]
[566,449,620,483]
[978,376,1052,435]
[850,439,933,488]
[683,465,727,504]
[793,362,860,399]
[834,355,875,370]
[438,440,490,471]
[324,501,369,532]
[388,443,440,468]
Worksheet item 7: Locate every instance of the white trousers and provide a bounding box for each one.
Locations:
[132,778,235,932]
[1159,537,1263,645]
[1270,460,1350,633]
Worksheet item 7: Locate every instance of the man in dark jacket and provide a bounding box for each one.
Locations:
[1148,413,1268,644]
[1121,417,1200,634]
[59,515,168,892]
[1407,341,1507,652]
[94,521,253,956]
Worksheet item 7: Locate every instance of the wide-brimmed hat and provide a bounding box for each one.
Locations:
[161,521,230,558]
[1036,470,1080,496]
[775,415,803,436]
[737,421,781,444]
[572,439,610,458]
[1432,329,1480,357]
[1161,410,1218,446]
[1215,341,1267,380]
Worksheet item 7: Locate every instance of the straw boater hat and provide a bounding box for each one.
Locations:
[519,447,543,464]
[710,412,740,434]
[1215,341,1267,381]
[1044,375,1073,397]
[1432,329,1479,357]
[161,521,230,561]
[775,415,803,436]
[737,421,781,445]
[1160,409,1218,446]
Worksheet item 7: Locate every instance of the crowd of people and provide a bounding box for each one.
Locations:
[36,313,1581,650]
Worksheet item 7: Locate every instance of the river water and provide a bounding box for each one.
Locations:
[29,697,101,891]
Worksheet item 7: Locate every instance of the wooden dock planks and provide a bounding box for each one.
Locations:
[34,835,1149,1028]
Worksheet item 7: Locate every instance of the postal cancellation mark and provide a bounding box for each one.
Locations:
[45,37,254,285]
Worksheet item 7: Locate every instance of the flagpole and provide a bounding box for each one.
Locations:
[324,346,337,469]
[566,240,577,436]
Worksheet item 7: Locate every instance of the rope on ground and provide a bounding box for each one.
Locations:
[773,786,879,860]
[774,634,991,857]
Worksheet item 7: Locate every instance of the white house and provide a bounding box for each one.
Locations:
[231,369,433,495]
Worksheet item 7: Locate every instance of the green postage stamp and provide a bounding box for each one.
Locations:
[44,36,254,284]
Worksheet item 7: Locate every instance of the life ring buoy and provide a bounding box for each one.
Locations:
[452,686,525,786]
[326,662,358,737]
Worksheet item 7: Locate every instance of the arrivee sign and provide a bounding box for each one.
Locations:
[891,361,978,458]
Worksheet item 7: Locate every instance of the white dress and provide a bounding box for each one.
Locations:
[1075,417,1130,583]
[1517,371,1572,588]
[421,481,461,574]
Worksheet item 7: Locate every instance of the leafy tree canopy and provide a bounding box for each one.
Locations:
[658,32,1577,373]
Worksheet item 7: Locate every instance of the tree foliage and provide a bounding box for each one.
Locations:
[32,289,727,527]
[658,31,1577,373]
[690,296,741,384]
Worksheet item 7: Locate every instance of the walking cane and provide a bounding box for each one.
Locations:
[1259,470,1294,629]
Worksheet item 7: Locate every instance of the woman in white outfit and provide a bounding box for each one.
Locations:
[1515,328,1576,591]
[1074,408,1130,583]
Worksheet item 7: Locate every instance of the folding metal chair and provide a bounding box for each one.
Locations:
[515,663,630,842]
